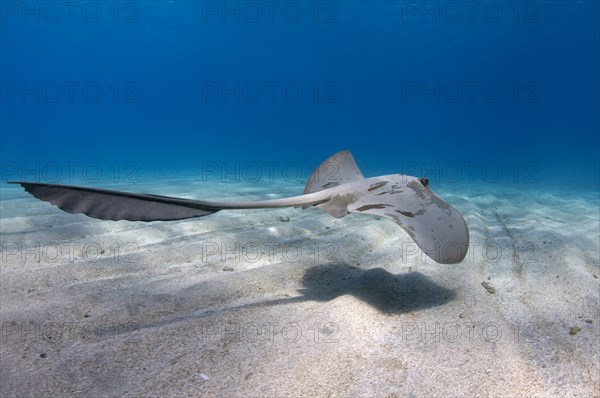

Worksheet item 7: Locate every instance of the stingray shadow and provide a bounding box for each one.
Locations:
[297,264,455,314]
[120,264,456,336]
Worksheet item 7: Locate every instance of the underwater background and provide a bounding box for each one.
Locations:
[1,1,599,192]
[2,3,600,397]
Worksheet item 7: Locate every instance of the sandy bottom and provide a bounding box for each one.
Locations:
[1,178,599,397]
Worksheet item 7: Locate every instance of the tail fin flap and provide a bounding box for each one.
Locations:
[11,182,218,222]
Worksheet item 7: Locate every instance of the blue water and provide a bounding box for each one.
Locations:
[1,1,598,191]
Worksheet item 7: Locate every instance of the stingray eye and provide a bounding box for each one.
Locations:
[419,178,429,187]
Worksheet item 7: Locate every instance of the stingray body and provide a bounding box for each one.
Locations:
[9,151,469,264]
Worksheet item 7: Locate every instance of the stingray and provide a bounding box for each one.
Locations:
[8,151,469,264]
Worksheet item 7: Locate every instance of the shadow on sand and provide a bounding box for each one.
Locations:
[298,264,455,314]
[119,264,456,335]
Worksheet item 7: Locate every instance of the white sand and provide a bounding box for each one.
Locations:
[1,179,598,397]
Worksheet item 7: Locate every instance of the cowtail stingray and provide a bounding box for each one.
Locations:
[8,151,469,264]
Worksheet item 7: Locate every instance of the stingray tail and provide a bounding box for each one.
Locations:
[9,181,220,222]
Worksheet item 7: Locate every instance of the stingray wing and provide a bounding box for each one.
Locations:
[9,181,219,221]
[347,176,469,264]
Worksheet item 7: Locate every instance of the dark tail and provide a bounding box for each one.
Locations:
[9,181,219,222]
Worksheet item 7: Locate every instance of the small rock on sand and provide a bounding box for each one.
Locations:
[481,281,496,294]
